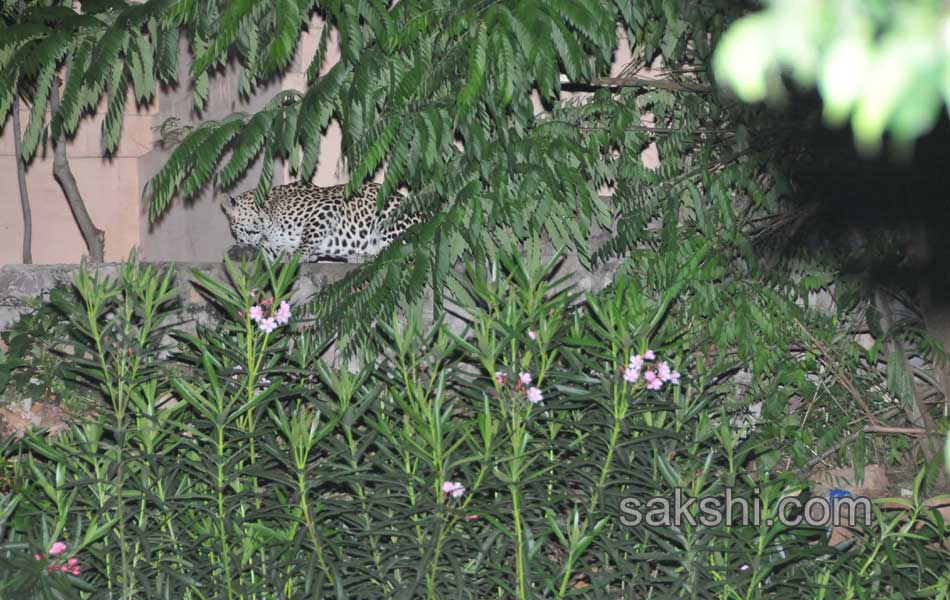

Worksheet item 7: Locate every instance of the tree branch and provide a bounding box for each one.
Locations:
[48,77,104,262]
[11,96,32,264]
[795,318,881,427]
[562,74,712,93]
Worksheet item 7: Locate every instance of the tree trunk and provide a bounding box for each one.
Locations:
[48,77,104,262]
[11,95,32,264]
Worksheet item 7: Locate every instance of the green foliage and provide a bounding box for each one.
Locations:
[0,0,766,349]
[0,252,947,598]
[714,0,950,152]
[0,291,96,411]
[0,1,177,161]
[2,5,947,595]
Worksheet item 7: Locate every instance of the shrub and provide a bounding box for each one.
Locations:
[0,250,947,599]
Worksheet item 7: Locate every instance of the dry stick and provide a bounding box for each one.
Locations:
[579,75,712,93]
[863,426,930,435]
[794,318,880,427]
[800,407,907,472]
[48,77,105,262]
[871,288,944,485]
[873,290,931,430]
[11,95,32,264]
[799,428,921,472]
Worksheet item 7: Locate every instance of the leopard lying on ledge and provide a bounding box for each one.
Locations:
[220,181,421,263]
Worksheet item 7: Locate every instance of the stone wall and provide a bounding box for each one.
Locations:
[0,261,360,332]
[0,248,622,333]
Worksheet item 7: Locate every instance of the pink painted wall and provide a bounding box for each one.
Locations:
[0,22,649,265]
[0,98,153,263]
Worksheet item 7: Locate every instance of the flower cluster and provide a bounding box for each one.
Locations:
[442,480,466,499]
[247,293,292,333]
[623,350,680,390]
[34,541,80,576]
[494,370,544,404]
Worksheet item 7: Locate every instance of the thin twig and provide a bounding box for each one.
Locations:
[862,426,931,436]
[795,318,880,427]
[572,75,712,93]
[799,408,910,471]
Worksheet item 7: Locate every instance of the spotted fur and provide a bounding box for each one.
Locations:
[220,181,421,262]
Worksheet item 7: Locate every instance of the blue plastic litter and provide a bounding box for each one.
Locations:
[828,488,852,499]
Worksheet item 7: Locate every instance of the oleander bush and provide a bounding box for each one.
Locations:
[0,293,96,413]
[0,248,947,599]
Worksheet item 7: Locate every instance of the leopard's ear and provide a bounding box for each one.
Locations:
[219,194,236,214]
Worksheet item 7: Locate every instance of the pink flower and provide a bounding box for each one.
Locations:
[518,372,532,386]
[249,305,264,322]
[528,330,537,341]
[657,361,672,382]
[495,371,507,386]
[258,317,278,334]
[669,371,681,385]
[442,481,465,498]
[629,355,644,370]
[274,301,292,325]
[526,387,544,404]
[48,541,67,556]
[466,514,480,521]
[623,366,640,383]
[643,371,663,390]
[260,297,274,307]
[644,350,655,361]
[644,370,663,390]
[34,553,43,561]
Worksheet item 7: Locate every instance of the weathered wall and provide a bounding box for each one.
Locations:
[0,248,621,333]
[136,32,290,262]
[0,229,620,331]
[0,261,358,332]
[0,99,152,263]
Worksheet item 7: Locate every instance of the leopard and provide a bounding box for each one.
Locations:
[220,180,421,262]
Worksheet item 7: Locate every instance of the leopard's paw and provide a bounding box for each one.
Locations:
[226,244,261,262]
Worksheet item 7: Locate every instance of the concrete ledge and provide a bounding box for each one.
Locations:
[0,261,362,331]
[0,239,623,332]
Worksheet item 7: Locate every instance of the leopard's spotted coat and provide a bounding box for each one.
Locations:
[220,181,420,262]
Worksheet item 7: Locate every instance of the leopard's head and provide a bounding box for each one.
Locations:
[220,192,271,246]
